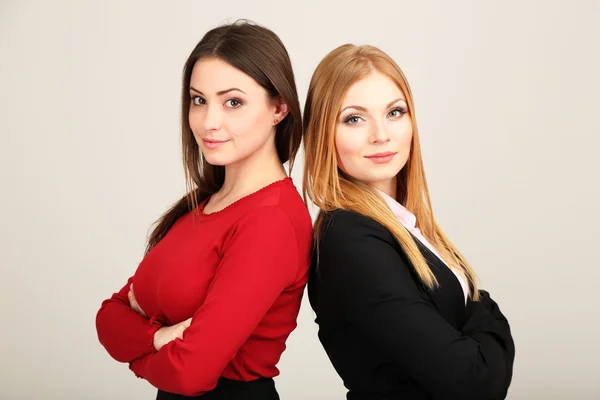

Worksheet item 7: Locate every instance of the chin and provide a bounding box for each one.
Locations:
[365,174,398,184]
[202,153,234,166]
[367,165,402,181]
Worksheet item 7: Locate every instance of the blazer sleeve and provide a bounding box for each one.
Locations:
[128,207,300,396]
[467,290,516,398]
[316,211,513,400]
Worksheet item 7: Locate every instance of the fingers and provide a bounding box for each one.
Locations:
[127,289,147,316]
[152,318,193,348]
[177,325,186,340]
[175,318,193,340]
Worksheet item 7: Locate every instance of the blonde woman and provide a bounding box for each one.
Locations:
[303,44,515,400]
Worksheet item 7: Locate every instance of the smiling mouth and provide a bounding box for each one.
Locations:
[202,138,230,149]
[202,138,228,143]
[365,152,397,158]
[364,152,397,163]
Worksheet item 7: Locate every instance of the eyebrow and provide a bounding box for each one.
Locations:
[190,86,246,96]
[340,98,407,114]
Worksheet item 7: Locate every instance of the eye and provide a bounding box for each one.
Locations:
[388,107,407,118]
[191,96,205,106]
[225,98,243,108]
[343,115,363,125]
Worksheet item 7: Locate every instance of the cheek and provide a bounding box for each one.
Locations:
[391,119,413,151]
[223,110,250,136]
[225,107,271,139]
[188,109,203,135]
[335,127,365,171]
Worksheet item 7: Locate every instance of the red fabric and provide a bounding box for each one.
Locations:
[95,178,312,396]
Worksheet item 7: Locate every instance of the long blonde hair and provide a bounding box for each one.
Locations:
[303,44,479,299]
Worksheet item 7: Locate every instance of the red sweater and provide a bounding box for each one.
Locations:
[95,178,312,396]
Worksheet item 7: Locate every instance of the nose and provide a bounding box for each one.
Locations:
[202,103,223,132]
[369,120,390,144]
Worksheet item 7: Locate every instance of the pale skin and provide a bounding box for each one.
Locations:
[128,57,289,350]
[335,71,413,199]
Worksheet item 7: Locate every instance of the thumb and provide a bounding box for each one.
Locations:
[182,318,192,328]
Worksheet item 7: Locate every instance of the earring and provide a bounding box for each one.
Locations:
[274,119,279,125]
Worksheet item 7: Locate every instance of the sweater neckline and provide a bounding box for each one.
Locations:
[195,177,292,218]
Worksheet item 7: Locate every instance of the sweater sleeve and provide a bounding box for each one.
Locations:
[316,211,513,400]
[95,276,162,363]
[129,207,299,396]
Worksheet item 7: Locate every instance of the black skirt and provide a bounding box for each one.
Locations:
[156,377,279,400]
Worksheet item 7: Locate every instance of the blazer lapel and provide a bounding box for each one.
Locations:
[411,237,466,330]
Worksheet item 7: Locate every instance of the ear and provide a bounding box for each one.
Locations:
[272,97,289,125]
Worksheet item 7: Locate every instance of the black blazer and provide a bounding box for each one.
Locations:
[308,210,515,400]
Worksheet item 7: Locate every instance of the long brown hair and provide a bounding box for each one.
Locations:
[145,20,302,254]
[303,44,479,298]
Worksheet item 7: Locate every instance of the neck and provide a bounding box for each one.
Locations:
[218,140,287,201]
[369,178,397,200]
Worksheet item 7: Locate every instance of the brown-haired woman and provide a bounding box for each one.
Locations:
[303,44,515,400]
[95,21,311,400]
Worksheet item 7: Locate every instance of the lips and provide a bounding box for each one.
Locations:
[363,151,397,164]
[364,151,397,159]
[202,138,230,149]
[202,138,229,144]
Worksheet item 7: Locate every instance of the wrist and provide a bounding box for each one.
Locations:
[147,315,163,351]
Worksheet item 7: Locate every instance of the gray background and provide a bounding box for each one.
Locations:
[1,0,599,398]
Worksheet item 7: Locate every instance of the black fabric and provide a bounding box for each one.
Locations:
[156,377,279,400]
[308,210,515,400]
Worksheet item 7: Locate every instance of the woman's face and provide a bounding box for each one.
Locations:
[188,57,287,167]
[335,71,413,195]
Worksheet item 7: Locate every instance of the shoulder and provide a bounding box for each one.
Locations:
[234,194,311,253]
[318,209,394,246]
[243,178,312,234]
[314,209,406,279]
[310,210,416,306]
[233,184,312,281]
[231,179,308,229]
[314,209,418,282]
[271,179,313,243]
[235,204,296,235]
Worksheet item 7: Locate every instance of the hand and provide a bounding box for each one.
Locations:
[153,318,193,351]
[478,289,508,324]
[128,284,146,317]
